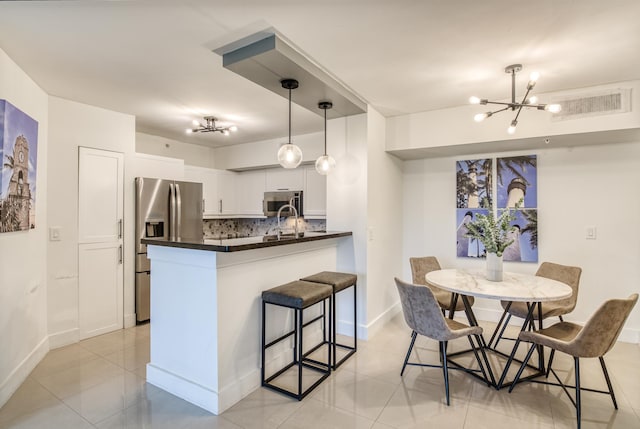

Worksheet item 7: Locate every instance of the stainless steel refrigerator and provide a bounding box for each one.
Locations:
[135,177,203,323]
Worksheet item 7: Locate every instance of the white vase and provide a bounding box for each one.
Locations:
[486,252,503,282]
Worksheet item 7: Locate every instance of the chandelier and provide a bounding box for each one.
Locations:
[186,116,238,135]
[469,64,561,134]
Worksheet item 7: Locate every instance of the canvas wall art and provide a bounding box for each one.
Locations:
[0,99,39,232]
[456,154,538,262]
[456,158,492,209]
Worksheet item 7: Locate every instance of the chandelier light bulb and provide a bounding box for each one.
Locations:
[223,129,229,136]
[469,96,481,105]
[229,125,238,132]
[192,119,200,127]
[507,120,518,135]
[529,71,540,82]
[545,103,562,113]
[474,112,489,122]
[186,128,193,134]
[315,155,336,175]
[527,96,538,104]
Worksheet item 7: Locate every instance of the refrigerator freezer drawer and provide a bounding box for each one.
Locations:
[135,272,150,323]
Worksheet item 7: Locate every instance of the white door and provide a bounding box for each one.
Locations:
[78,147,124,339]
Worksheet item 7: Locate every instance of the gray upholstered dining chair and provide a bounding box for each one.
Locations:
[489,261,582,348]
[509,293,638,429]
[410,256,474,315]
[395,277,489,405]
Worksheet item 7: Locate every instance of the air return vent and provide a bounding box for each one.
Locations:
[551,88,631,121]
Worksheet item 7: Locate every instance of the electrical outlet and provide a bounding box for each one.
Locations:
[586,226,597,240]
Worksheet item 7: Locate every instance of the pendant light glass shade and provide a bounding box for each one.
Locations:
[278,143,303,169]
[315,101,336,175]
[278,79,303,169]
[315,154,336,175]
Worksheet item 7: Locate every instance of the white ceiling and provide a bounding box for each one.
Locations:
[0,0,639,148]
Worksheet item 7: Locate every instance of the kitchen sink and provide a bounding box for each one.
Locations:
[263,232,304,242]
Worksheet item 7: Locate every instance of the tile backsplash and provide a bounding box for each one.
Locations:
[204,217,327,239]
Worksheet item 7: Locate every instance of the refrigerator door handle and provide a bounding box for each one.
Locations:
[175,183,183,240]
[169,183,176,241]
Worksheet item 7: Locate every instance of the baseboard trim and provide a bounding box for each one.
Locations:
[146,363,218,415]
[0,336,49,408]
[124,313,136,329]
[48,328,79,349]
[362,302,402,341]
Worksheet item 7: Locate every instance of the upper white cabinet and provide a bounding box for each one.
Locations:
[236,170,266,215]
[216,170,237,216]
[303,167,327,218]
[265,168,304,191]
[184,166,238,217]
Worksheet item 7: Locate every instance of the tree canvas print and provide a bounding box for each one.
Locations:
[0,100,39,232]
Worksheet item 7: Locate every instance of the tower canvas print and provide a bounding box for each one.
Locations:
[0,100,39,232]
[456,159,492,258]
[497,155,538,262]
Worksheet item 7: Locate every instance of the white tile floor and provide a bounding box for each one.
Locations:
[1,316,639,428]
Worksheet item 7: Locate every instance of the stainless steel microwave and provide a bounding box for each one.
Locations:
[263,191,303,217]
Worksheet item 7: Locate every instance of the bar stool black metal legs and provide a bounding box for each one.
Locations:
[261,280,333,400]
[301,271,357,369]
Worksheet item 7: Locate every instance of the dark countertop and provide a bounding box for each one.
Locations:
[141,231,352,252]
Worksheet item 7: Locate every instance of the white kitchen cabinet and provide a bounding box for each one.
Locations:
[184,165,218,216]
[235,170,266,216]
[217,170,237,216]
[265,168,304,191]
[184,166,237,217]
[303,166,327,217]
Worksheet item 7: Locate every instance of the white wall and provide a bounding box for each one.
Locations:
[213,131,324,170]
[326,114,369,337]
[0,48,49,407]
[47,97,136,346]
[365,108,404,338]
[403,141,640,343]
[136,132,214,168]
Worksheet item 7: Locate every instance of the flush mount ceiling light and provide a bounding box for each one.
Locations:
[469,64,562,135]
[277,79,303,169]
[186,116,238,135]
[315,101,336,175]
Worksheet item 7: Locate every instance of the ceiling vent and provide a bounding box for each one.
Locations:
[551,88,631,121]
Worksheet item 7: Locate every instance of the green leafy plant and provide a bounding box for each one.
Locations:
[464,198,522,257]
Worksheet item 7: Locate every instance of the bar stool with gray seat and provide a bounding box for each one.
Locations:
[301,271,357,369]
[261,280,333,400]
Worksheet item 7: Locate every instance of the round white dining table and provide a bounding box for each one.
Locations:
[425,268,573,389]
[425,269,572,302]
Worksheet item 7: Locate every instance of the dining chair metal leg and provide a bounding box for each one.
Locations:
[401,330,418,376]
[508,344,536,393]
[599,357,618,409]
[575,357,581,429]
[493,312,512,349]
[546,349,556,378]
[441,341,450,406]
[488,302,511,348]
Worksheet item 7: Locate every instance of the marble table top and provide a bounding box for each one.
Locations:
[425,269,572,302]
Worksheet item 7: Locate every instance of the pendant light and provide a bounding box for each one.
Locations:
[315,101,336,175]
[277,79,303,169]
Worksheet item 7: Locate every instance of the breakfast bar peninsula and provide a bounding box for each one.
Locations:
[141,231,353,415]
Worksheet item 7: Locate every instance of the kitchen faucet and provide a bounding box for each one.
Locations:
[276,204,299,239]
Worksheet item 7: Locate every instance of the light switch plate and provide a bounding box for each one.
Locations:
[586,226,597,240]
[49,226,62,241]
